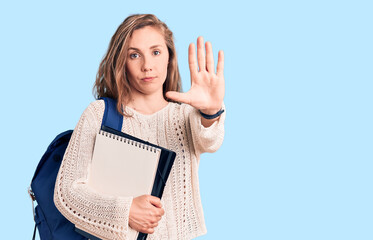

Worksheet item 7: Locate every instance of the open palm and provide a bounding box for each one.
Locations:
[166,36,225,114]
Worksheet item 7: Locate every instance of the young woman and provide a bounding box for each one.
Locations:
[54,14,225,240]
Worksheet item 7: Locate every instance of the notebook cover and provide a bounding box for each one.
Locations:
[101,126,176,200]
[89,130,161,198]
[78,126,176,240]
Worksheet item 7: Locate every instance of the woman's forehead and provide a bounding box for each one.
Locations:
[128,26,166,49]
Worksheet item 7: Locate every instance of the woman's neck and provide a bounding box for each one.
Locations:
[126,91,168,115]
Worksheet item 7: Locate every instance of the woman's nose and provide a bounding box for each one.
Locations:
[141,55,153,72]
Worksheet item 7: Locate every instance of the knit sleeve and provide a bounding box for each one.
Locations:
[187,103,226,156]
[53,101,134,240]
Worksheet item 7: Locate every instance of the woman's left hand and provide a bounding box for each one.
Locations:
[166,36,225,115]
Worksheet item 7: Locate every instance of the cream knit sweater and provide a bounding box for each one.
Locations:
[54,100,225,240]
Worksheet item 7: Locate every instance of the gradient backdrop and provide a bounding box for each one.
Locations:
[1,0,372,239]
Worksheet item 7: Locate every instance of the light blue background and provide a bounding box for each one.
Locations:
[1,0,372,239]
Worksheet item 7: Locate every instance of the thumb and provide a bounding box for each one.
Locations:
[166,91,191,105]
[148,196,162,208]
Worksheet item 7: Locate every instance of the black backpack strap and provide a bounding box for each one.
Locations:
[100,97,123,131]
[32,223,37,240]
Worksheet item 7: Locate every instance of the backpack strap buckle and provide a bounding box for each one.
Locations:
[28,186,36,221]
[28,186,35,201]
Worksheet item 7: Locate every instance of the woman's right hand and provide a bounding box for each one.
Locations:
[129,195,165,234]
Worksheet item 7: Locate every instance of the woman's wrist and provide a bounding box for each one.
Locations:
[199,108,225,119]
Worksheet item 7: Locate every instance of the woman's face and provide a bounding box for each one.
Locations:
[125,26,169,98]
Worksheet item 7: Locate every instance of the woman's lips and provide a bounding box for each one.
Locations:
[141,77,155,82]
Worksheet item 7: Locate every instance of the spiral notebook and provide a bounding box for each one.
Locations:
[76,126,176,240]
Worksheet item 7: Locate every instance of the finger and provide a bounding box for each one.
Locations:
[205,41,214,73]
[197,36,206,72]
[188,43,198,77]
[216,50,224,77]
[158,207,165,216]
[165,91,191,105]
[148,216,160,225]
[149,222,158,228]
[148,196,162,208]
[146,228,155,234]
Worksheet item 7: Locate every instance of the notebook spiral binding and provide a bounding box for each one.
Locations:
[99,130,158,153]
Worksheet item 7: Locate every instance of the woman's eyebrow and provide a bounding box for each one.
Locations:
[128,45,163,51]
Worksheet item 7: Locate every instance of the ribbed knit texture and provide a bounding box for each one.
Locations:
[54,100,225,240]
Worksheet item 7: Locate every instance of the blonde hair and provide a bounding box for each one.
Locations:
[93,14,181,116]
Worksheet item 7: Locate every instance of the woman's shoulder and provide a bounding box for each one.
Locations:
[79,99,105,122]
[87,99,105,112]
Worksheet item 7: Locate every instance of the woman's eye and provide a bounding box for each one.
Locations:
[153,50,160,56]
[130,53,139,59]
